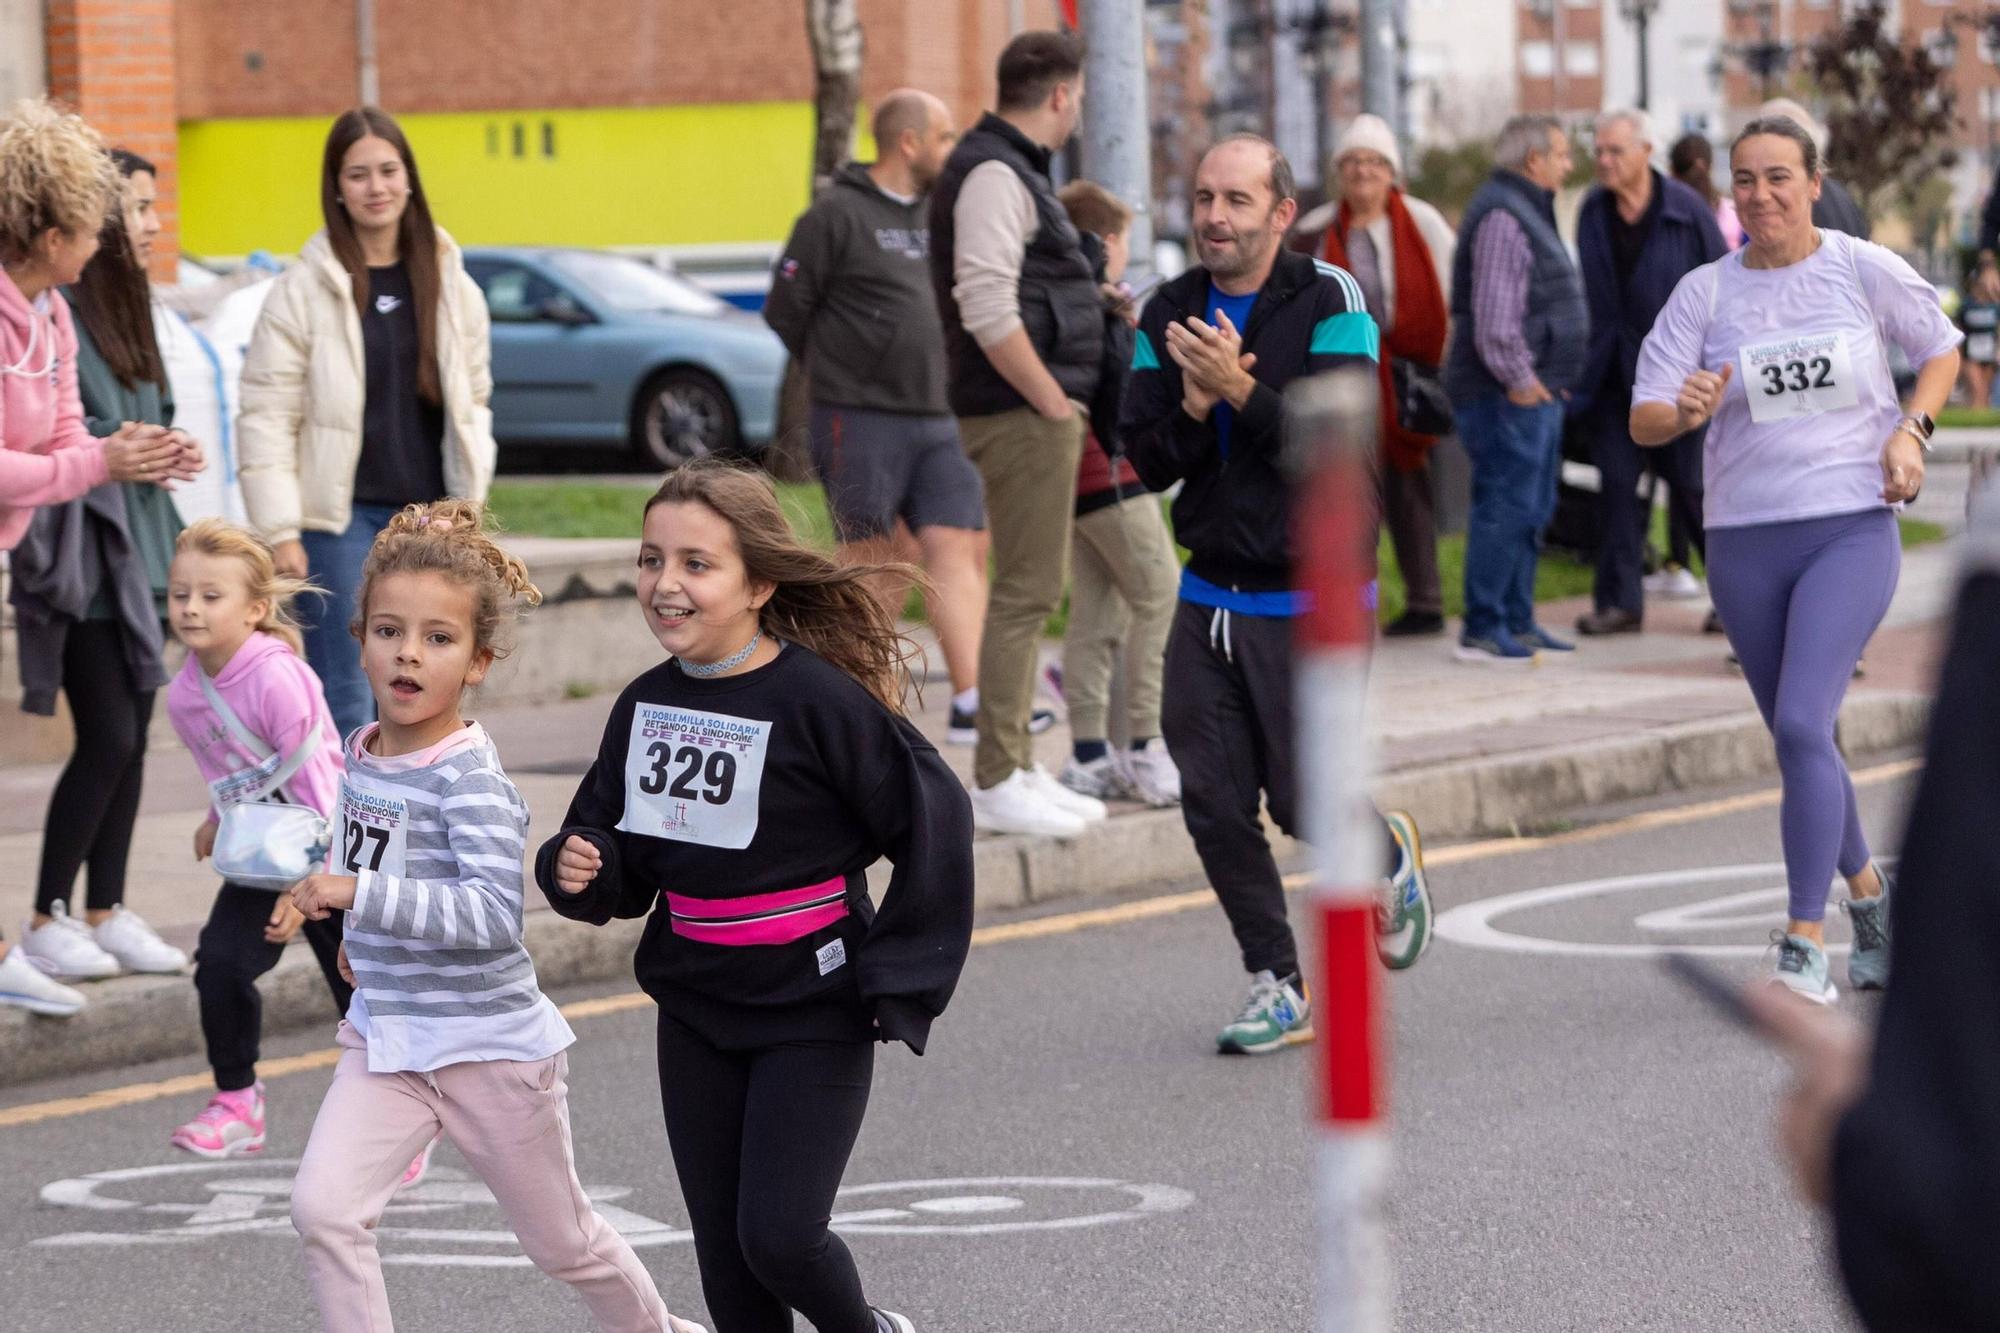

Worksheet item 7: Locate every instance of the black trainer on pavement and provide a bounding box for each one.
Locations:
[1575,607,1643,636]
[946,705,1055,746]
[1382,609,1445,638]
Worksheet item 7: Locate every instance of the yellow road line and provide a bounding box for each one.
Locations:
[0,756,1921,1130]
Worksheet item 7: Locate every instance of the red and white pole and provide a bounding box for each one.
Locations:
[1291,370,1390,1332]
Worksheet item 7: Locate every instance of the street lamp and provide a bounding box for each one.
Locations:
[1617,0,1661,112]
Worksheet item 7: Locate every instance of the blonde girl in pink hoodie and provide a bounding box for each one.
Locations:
[0,97,199,1018]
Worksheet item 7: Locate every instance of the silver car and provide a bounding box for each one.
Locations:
[463,247,788,467]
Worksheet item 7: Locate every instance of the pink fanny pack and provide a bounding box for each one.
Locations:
[665,876,849,946]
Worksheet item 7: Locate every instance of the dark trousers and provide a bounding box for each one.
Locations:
[656,1013,876,1333]
[1161,600,1303,978]
[194,883,350,1091]
[36,621,154,917]
[1458,394,1564,640]
[1590,390,1705,615]
[1382,459,1443,617]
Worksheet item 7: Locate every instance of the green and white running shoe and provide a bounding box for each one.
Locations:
[1377,810,1433,970]
[1218,970,1314,1054]
[1768,931,1837,1005]
[1842,865,1892,991]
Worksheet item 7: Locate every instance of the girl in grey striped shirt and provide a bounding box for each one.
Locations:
[288,502,703,1333]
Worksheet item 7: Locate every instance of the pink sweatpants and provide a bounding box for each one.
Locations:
[291,1023,682,1333]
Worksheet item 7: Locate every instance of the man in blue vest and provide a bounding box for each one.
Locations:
[1445,114,1589,664]
[1574,107,1726,637]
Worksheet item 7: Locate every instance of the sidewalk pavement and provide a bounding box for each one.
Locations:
[0,467,1973,1088]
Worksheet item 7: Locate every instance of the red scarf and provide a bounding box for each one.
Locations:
[1321,188,1449,472]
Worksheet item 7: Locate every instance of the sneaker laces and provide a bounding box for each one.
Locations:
[191,1092,251,1128]
[1770,930,1812,976]
[1845,899,1886,952]
[1236,974,1285,1023]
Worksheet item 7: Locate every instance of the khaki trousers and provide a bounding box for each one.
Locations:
[1062,494,1181,744]
[291,1023,678,1333]
[959,405,1087,789]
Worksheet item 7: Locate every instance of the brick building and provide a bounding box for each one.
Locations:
[14,0,1068,269]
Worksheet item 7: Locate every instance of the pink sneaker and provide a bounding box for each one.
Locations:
[398,1135,439,1191]
[170,1082,266,1158]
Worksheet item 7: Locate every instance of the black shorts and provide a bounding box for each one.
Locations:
[807,403,987,542]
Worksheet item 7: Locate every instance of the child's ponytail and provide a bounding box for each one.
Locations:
[646,462,923,712]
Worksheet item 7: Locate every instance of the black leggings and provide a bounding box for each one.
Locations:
[656,1012,876,1333]
[36,622,154,917]
[194,884,351,1092]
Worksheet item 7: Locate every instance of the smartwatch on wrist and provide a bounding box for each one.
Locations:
[1895,412,1936,453]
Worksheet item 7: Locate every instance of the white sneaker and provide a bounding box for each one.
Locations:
[1642,564,1704,600]
[20,905,121,981]
[1058,753,1136,802]
[1026,763,1108,823]
[1122,739,1182,807]
[93,906,189,975]
[0,945,86,1015]
[970,770,1088,838]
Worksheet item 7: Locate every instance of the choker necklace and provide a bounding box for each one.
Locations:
[680,631,762,678]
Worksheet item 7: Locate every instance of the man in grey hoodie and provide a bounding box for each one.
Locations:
[765,89,998,735]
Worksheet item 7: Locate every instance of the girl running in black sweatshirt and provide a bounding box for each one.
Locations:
[537,461,974,1333]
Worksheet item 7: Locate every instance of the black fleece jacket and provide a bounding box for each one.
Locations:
[1120,248,1377,592]
[535,645,974,1055]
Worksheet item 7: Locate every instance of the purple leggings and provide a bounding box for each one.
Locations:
[1707,508,1899,923]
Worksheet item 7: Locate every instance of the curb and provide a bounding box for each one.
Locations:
[0,690,1930,1092]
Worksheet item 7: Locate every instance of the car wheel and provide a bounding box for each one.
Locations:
[633,368,740,469]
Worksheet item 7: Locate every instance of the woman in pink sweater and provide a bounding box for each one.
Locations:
[0,99,195,553]
[0,99,200,1019]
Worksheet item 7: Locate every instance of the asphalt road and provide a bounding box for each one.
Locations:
[0,763,1916,1332]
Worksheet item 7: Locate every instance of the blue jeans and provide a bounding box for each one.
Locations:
[300,504,399,741]
[1457,393,1563,640]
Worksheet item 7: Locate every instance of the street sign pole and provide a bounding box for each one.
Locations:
[1291,370,1392,1333]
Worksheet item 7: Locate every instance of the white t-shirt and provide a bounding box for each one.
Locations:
[1633,229,1962,529]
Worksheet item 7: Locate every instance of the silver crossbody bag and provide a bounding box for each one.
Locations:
[198,672,332,891]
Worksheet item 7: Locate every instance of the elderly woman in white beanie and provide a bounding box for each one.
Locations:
[1314,114,1458,636]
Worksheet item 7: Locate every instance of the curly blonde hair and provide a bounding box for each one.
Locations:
[353,500,542,661]
[0,98,118,265]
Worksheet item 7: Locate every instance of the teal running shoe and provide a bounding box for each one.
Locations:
[1377,810,1433,970]
[1217,970,1314,1054]
[1768,931,1837,1005]
[1842,865,1892,991]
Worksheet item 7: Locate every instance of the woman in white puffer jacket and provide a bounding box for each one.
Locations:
[238,105,494,739]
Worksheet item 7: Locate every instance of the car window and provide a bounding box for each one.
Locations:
[546,251,728,317]
[467,261,563,323]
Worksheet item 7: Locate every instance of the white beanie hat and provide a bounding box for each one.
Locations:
[1335,114,1402,178]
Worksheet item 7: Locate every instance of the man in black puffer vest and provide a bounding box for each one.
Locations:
[1444,113,1589,665]
[929,30,1106,840]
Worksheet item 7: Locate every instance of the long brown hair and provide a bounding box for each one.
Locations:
[644,462,924,713]
[173,519,316,657]
[68,149,163,390]
[321,106,443,403]
[353,499,542,662]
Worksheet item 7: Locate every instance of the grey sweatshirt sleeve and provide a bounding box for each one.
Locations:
[950,160,1040,349]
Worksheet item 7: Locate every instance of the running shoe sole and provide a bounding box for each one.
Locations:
[1217,1024,1316,1055]
[170,1131,266,1160]
[0,989,84,1017]
[1451,644,1539,666]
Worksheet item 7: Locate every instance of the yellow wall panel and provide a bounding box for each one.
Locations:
[178,103,863,258]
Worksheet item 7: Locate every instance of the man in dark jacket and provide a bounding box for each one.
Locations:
[1445,114,1588,664]
[1748,496,2000,1331]
[929,30,1104,840]
[1574,108,1726,636]
[1123,134,1433,1055]
[763,89,995,718]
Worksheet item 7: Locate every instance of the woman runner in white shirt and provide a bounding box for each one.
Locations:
[1631,116,1961,1004]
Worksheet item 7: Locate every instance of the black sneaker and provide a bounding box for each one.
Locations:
[946,705,1056,746]
[1382,609,1446,638]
